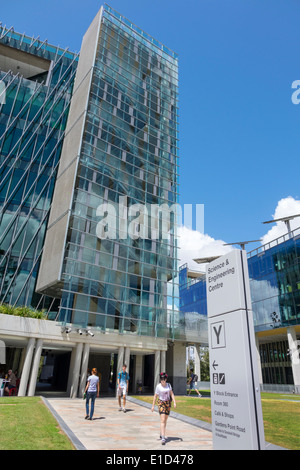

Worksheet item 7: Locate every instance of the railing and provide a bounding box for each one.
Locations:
[248,226,300,258]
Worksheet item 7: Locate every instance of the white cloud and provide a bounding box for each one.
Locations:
[176,225,233,271]
[175,196,300,272]
[261,196,300,245]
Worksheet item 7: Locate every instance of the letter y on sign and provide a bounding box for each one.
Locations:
[211,321,226,349]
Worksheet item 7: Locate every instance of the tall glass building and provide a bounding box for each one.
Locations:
[0,6,187,397]
[37,5,179,339]
[179,229,300,391]
[0,24,78,312]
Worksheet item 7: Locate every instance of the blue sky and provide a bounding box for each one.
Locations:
[2,0,300,257]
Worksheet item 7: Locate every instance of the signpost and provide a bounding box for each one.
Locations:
[206,250,265,450]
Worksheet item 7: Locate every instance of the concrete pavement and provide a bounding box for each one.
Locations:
[43,396,213,451]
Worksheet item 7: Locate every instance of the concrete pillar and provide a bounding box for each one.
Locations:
[172,342,187,395]
[67,345,77,396]
[154,350,161,390]
[124,347,130,375]
[287,327,300,388]
[28,339,43,396]
[78,343,90,398]
[117,346,125,373]
[70,342,83,398]
[160,350,166,374]
[18,347,27,378]
[255,334,263,384]
[18,337,36,396]
[134,355,143,393]
[116,346,124,396]
[194,345,201,382]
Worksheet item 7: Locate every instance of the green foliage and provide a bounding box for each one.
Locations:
[200,349,210,381]
[0,304,47,319]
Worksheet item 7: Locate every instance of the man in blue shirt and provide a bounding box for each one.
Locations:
[117,364,130,412]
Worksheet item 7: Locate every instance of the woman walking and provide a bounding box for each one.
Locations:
[151,372,176,445]
[84,368,100,420]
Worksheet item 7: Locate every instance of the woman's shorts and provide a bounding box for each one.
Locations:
[158,399,171,415]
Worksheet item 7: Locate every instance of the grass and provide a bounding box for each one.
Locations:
[0,397,75,450]
[132,391,300,450]
[1,392,299,450]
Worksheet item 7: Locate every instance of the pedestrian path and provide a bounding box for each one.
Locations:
[43,396,213,451]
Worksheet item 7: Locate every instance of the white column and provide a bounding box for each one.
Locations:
[172,342,187,394]
[28,339,43,396]
[255,334,263,384]
[134,355,143,393]
[70,342,83,398]
[194,345,201,382]
[18,338,36,396]
[18,347,27,378]
[117,346,125,373]
[116,346,124,396]
[154,350,161,390]
[78,343,90,398]
[67,345,77,396]
[160,350,166,374]
[287,327,300,387]
[124,347,130,375]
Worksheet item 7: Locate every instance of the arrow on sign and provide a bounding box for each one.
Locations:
[212,360,219,370]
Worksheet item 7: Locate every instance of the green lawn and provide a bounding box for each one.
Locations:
[132,391,300,450]
[0,397,75,450]
[1,393,299,450]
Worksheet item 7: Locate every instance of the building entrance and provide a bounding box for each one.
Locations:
[36,349,71,394]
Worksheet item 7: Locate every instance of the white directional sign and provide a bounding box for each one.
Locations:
[206,250,265,450]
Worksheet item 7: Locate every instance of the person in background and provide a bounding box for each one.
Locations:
[117,364,130,413]
[84,368,100,420]
[4,369,17,395]
[151,372,176,445]
[187,368,202,397]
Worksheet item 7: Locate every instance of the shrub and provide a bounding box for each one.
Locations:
[0,304,47,319]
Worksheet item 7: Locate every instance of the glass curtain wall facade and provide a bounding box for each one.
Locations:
[0,26,78,313]
[179,231,300,332]
[53,6,179,338]
[248,230,300,331]
[179,229,300,385]
[178,264,208,343]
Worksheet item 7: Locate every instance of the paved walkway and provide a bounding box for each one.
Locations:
[43,396,213,451]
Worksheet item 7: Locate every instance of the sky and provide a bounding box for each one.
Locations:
[2,0,300,268]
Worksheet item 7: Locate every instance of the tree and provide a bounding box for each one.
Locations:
[200,348,210,382]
